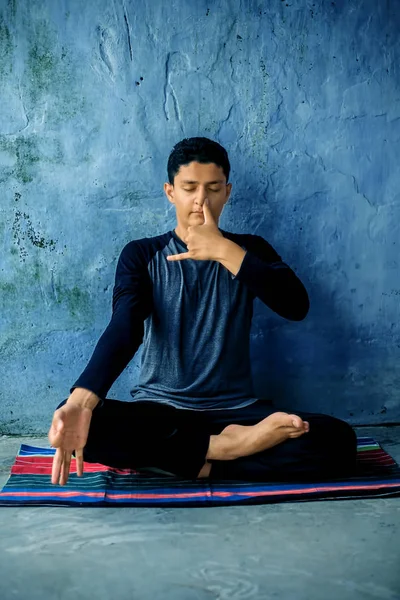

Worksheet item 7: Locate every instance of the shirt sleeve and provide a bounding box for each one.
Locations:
[70,241,153,399]
[233,234,310,321]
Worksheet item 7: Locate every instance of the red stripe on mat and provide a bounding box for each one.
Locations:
[12,456,139,475]
[1,481,400,500]
[10,449,397,476]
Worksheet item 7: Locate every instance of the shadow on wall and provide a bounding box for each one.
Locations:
[251,268,357,414]
[238,154,359,415]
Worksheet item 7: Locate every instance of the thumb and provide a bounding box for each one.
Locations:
[48,413,64,446]
[55,414,64,432]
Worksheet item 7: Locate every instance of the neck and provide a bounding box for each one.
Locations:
[174,225,188,243]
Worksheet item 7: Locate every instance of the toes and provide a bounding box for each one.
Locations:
[288,430,306,438]
[289,416,310,432]
[289,414,304,428]
[287,420,310,437]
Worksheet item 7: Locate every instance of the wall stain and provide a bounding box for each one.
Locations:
[25,20,85,121]
[0,134,64,184]
[1,258,92,325]
[12,209,56,261]
[27,29,55,103]
[54,284,91,318]
[123,190,142,206]
[14,136,40,183]
[7,0,16,20]
[0,135,40,183]
[0,15,13,77]
[0,281,17,295]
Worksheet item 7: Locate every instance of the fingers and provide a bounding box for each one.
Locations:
[167,252,191,262]
[60,452,72,486]
[51,447,64,485]
[51,447,82,485]
[202,198,214,223]
[75,449,84,477]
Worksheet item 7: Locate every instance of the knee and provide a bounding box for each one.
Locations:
[310,413,355,438]
[316,416,358,473]
[325,416,357,447]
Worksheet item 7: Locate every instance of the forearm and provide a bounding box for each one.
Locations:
[216,237,309,321]
[69,241,150,401]
[237,251,309,320]
[67,387,101,410]
[214,238,247,276]
[71,313,143,399]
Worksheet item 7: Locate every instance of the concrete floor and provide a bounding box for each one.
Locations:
[0,427,399,600]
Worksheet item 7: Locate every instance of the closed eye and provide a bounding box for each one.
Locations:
[182,187,222,192]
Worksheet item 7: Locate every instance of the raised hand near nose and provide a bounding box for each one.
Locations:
[167,199,224,262]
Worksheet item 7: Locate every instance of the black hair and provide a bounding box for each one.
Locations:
[167,137,230,184]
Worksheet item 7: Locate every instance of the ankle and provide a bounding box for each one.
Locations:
[206,430,243,461]
[197,461,212,478]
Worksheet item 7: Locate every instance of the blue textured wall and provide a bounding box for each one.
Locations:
[0,0,399,433]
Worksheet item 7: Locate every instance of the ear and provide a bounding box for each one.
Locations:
[224,183,232,203]
[164,182,175,204]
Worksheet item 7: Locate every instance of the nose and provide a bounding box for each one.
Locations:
[194,189,208,207]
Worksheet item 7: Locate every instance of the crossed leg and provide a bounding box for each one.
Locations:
[55,398,357,482]
[197,411,310,478]
[203,408,358,482]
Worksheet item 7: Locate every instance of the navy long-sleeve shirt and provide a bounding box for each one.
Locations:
[71,228,309,410]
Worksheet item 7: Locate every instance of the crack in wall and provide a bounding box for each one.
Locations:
[98,27,114,79]
[122,4,133,62]
[163,52,171,121]
[162,52,185,131]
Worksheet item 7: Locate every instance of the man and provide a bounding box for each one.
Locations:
[49,137,357,486]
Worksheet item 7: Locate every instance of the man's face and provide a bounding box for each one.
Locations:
[164,161,232,229]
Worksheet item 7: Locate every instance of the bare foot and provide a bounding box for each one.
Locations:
[206,412,310,461]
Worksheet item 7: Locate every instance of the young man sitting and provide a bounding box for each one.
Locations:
[48,137,357,486]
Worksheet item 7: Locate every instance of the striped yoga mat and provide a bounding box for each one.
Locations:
[0,437,399,507]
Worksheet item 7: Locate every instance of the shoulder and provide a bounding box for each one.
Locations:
[118,230,173,266]
[220,229,281,261]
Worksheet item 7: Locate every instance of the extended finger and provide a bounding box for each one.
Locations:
[75,449,84,477]
[202,199,215,224]
[51,447,64,485]
[167,252,191,262]
[60,451,72,486]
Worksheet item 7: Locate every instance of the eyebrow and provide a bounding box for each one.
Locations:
[180,180,225,184]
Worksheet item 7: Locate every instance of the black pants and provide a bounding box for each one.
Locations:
[55,398,358,482]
